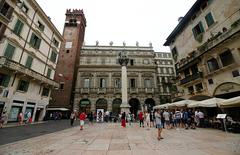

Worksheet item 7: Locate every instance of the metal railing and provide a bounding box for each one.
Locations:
[180,72,203,85]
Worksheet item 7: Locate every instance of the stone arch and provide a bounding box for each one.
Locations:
[96,98,108,112]
[112,98,121,115]
[213,82,240,99]
[79,99,91,114]
[144,98,155,112]
[129,98,140,118]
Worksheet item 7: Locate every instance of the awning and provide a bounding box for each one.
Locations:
[217,96,240,108]
[188,98,225,108]
[153,103,170,109]
[46,108,70,111]
[168,100,196,108]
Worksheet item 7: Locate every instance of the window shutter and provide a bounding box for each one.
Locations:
[199,21,205,33]
[47,68,51,78]
[36,38,41,49]
[4,44,15,59]
[30,33,35,45]
[205,13,214,27]
[25,56,33,68]
[192,28,197,38]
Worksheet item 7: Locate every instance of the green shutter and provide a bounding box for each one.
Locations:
[1,75,10,87]
[36,38,41,49]
[205,12,214,27]
[192,28,197,38]
[29,33,35,46]
[13,19,24,36]
[50,51,57,63]
[4,44,15,59]
[47,68,51,78]
[25,56,33,68]
[199,21,205,33]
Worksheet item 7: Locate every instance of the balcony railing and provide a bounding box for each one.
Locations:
[180,72,203,85]
[76,87,157,94]
[175,10,240,73]
[0,57,58,87]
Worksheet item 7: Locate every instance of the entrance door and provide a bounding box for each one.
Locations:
[112,98,121,116]
[96,98,108,112]
[129,98,140,119]
[0,101,5,114]
[9,106,22,122]
[35,109,41,122]
[145,98,155,112]
[79,99,91,114]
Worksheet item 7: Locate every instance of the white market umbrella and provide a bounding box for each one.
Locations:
[153,103,170,109]
[217,96,240,108]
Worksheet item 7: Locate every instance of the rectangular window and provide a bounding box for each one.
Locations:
[13,19,24,36]
[21,2,29,14]
[205,12,214,27]
[188,86,194,94]
[29,33,41,49]
[53,38,59,47]
[208,79,213,84]
[0,73,10,87]
[50,51,57,63]
[130,79,136,88]
[0,2,10,17]
[17,80,29,92]
[84,78,90,88]
[100,78,106,88]
[115,78,121,88]
[144,79,151,88]
[47,68,52,78]
[220,50,234,67]
[171,47,178,60]
[184,69,190,77]
[130,59,134,66]
[25,56,33,69]
[232,70,240,77]
[37,21,45,31]
[4,43,15,59]
[207,58,219,72]
[195,83,203,92]
[60,83,64,90]
[42,87,49,97]
[192,22,204,38]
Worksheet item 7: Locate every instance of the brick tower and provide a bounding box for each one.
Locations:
[50,9,86,110]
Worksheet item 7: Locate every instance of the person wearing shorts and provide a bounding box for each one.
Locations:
[79,112,87,130]
[155,109,163,140]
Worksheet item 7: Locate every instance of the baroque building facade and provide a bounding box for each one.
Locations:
[155,52,176,103]
[74,44,160,116]
[0,0,63,122]
[164,0,240,100]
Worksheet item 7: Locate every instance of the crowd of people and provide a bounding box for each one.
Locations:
[69,108,206,140]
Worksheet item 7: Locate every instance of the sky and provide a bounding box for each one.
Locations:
[36,0,196,52]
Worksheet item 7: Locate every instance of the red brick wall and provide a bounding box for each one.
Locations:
[50,9,86,109]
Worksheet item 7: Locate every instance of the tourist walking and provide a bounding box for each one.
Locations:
[182,109,189,129]
[197,110,205,128]
[175,109,181,128]
[121,112,126,128]
[163,110,170,129]
[150,110,154,127]
[160,110,165,129]
[127,113,132,126]
[88,111,94,125]
[26,112,31,124]
[0,111,7,128]
[70,111,75,126]
[155,109,163,140]
[79,112,87,130]
[138,111,144,127]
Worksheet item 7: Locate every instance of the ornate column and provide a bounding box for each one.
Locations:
[118,51,131,113]
[107,99,112,112]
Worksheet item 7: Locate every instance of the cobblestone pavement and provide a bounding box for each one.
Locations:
[0,123,239,155]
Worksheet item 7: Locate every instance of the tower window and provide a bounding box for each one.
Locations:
[130,59,134,66]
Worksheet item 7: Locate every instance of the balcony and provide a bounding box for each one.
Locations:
[145,88,154,93]
[97,88,106,94]
[176,10,240,73]
[129,88,138,94]
[180,72,203,85]
[0,57,58,87]
[80,88,89,94]
[114,88,121,94]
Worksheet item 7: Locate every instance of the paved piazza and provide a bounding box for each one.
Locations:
[0,123,239,155]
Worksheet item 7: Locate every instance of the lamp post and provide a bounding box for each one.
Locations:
[118,51,131,113]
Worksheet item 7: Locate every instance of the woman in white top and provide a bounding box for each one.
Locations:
[145,112,150,128]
